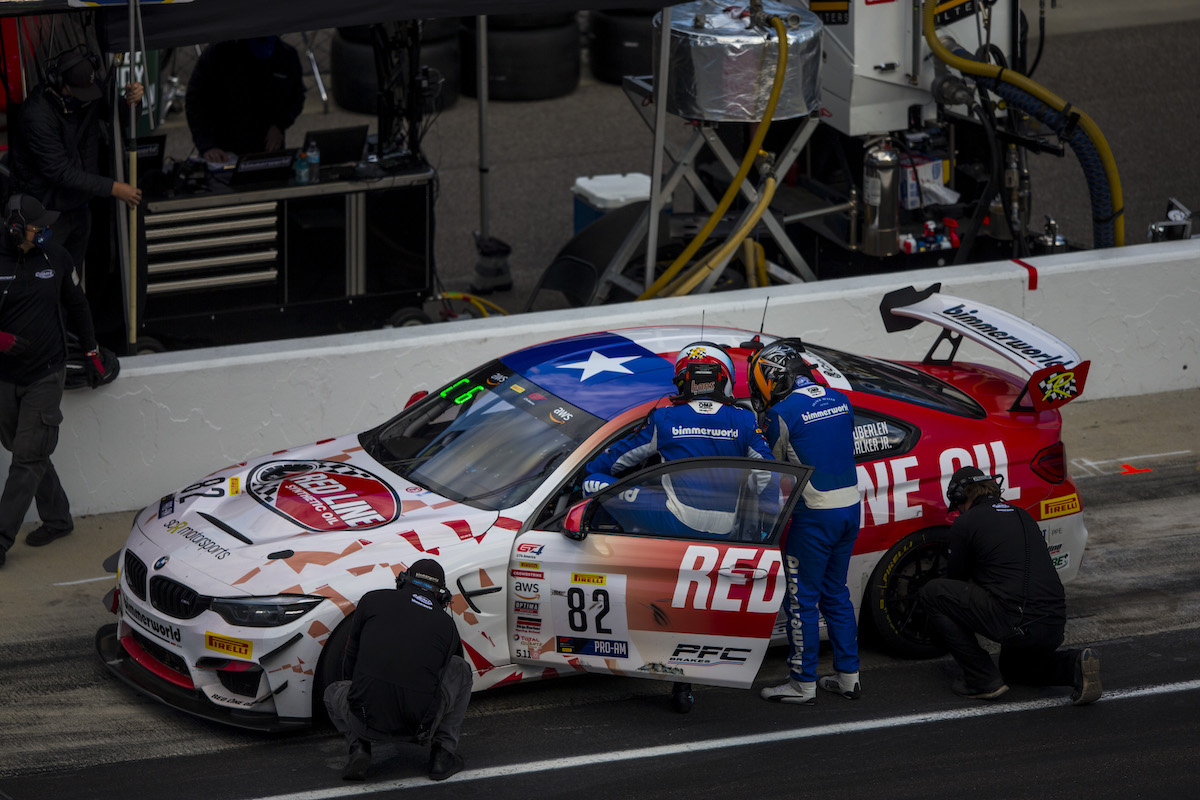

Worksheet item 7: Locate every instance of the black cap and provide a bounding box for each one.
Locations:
[7,194,60,229]
[405,558,446,593]
[62,55,103,101]
[950,465,985,485]
[946,465,988,510]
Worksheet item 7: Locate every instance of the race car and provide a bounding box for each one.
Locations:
[96,284,1090,730]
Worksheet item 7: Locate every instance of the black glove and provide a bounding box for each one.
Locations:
[0,332,27,356]
[85,348,106,388]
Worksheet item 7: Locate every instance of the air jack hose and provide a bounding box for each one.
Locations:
[921,0,1124,248]
[638,14,789,299]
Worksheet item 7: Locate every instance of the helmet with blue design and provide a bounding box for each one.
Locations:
[672,341,734,402]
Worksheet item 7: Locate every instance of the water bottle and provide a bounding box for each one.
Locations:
[306,140,320,183]
[294,150,310,185]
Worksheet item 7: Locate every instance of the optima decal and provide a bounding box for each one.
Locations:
[247,460,400,531]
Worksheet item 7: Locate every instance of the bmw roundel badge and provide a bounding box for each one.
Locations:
[154,555,170,570]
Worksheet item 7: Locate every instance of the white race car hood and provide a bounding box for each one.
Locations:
[133,434,501,595]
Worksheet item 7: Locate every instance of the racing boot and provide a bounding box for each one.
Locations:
[951,680,1009,701]
[817,671,861,699]
[760,678,816,705]
[1071,647,1102,706]
[429,743,464,782]
[342,738,372,781]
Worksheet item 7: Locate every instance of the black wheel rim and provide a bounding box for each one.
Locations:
[880,540,949,650]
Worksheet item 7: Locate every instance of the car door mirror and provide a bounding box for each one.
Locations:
[562,499,589,541]
[404,390,428,408]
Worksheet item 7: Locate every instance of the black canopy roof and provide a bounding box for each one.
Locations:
[96,0,668,51]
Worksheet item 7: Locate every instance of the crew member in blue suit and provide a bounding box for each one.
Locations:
[584,342,773,538]
[749,338,862,705]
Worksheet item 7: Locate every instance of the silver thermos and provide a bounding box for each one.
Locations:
[862,140,900,257]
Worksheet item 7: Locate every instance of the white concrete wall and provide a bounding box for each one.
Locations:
[49,239,1200,517]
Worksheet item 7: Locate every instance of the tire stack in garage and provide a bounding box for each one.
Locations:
[586,7,658,85]
[459,13,581,101]
[331,19,462,114]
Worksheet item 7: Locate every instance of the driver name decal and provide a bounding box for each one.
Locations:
[247,460,400,532]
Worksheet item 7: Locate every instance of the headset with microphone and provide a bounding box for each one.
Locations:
[45,44,101,93]
[395,564,453,608]
[945,469,1004,510]
[5,196,52,250]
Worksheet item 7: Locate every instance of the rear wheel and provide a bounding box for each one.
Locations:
[866,527,950,659]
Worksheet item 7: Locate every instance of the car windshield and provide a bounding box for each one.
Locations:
[808,344,986,418]
[360,361,605,510]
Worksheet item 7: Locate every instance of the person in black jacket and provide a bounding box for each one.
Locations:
[0,195,105,568]
[185,37,306,164]
[919,466,1101,704]
[324,558,472,782]
[10,45,143,272]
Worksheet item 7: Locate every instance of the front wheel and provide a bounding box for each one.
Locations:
[866,527,951,659]
[312,617,353,723]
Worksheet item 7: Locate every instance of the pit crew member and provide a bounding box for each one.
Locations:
[918,467,1102,704]
[749,338,862,705]
[323,558,472,781]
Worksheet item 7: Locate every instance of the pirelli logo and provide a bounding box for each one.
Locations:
[205,632,253,659]
[571,573,606,586]
[229,477,241,495]
[1041,493,1081,520]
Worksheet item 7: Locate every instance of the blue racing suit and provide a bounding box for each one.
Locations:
[765,377,862,683]
[585,399,773,537]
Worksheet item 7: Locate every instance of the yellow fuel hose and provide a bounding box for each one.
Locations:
[665,175,778,296]
[921,0,1124,246]
[638,14,789,299]
[439,291,509,317]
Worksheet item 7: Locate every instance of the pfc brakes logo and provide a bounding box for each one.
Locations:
[669,643,751,666]
[247,460,400,531]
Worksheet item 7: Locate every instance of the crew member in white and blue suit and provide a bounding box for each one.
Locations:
[749,338,862,706]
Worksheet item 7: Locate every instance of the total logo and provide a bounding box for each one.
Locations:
[247,460,399,532]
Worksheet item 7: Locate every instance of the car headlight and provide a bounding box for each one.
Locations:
[209,595,325,627]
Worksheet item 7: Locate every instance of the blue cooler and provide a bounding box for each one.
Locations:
[571,173,652,234]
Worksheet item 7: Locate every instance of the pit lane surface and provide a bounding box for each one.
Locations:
[1,389,1197,798]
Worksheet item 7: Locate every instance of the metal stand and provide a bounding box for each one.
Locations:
[594,75,821,302]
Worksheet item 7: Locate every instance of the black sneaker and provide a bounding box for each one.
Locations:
[429,744,464,782]
[26,525,73,547]
[951,679,1009,700]
[342,740,372,781]
[1071,648,1102,705]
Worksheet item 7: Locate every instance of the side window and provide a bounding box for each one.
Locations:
[851,410,917,463]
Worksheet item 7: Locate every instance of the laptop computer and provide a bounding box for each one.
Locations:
[230,150,296,186]
[301,125,370,167]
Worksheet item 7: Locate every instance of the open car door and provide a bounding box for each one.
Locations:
[510,457,812,689]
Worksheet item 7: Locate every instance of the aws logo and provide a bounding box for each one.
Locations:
[514,580,540,600]
[550,407,573,424]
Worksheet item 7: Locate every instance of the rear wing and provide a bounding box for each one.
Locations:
[880,284,1089,411]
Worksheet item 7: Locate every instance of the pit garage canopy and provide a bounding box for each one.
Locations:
[95,0,669,51]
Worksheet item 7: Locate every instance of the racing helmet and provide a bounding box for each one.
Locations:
[747,337,810,411]
[672,341,735,402]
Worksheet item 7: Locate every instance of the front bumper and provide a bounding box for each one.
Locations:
[95,623,309,733]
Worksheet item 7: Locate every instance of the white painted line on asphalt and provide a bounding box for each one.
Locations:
[243,678,1200,800]
[1072,450,1193,477]
[52,575,115,586]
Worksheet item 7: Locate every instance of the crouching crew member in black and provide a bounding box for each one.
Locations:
[0,195,104,569]
[324,558,472,781]
[919,467,1101,704]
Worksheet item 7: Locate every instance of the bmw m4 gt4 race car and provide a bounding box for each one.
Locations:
[97,284,1091,730]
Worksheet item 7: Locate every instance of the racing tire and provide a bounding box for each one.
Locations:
[587,9,656,85]
[462,12,578,30]
[459,21,582,102]
[330,31,378,114]
[312,617,354,723]
[865,527,951,659]
[388,307,433,327]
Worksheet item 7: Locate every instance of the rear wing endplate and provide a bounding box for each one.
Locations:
[880,284,1089,411]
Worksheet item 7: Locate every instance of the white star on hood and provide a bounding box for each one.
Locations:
[557,351,639,381]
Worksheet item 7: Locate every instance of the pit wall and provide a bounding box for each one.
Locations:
[52,240,1200,517]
